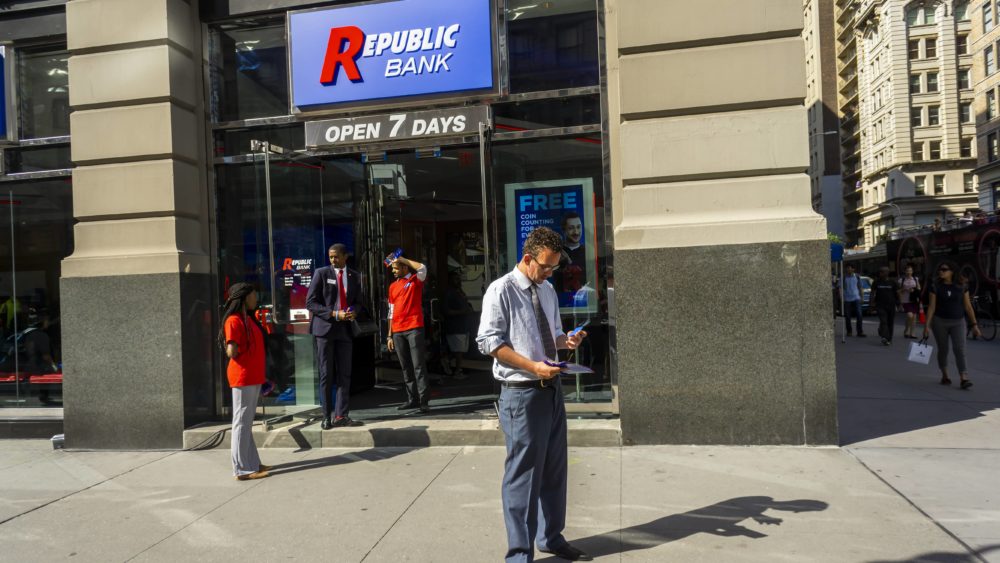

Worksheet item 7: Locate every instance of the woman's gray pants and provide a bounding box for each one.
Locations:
[931,317,967,373]
[232,384,262,476]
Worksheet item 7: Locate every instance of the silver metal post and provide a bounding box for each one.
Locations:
[479,121,491,282]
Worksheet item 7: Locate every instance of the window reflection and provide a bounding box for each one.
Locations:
[211,22,289,122]
[0,179,74,408]
[507,0,599,92]
[18,48,70,139]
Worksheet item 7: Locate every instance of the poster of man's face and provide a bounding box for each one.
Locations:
[562,214,583,249]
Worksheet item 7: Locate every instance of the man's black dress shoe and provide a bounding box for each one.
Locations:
[539,544,592,561]
[332,416,363,427]
[419,404,430,414]
[397,402,418,411]
[320,418,333,430]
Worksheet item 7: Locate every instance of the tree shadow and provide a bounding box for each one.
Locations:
[536,496,829,560]
[867,543,1000,562]
[265,447,418,477]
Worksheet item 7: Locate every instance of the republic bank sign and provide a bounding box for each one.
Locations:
[289,0,497,109]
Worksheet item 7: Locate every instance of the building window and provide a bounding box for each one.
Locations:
[926,72,939,92]
[986,2,995,32]
[990,90,998,120]
[957,34,970,56]
[916,176,927,194]
[912,107,924,127]
[956,2,970,21]
[933,175,945,194]
[929,140,942,159]
[909,39,921,60]
[18,48,70,139]
[989,132,999,161]
[925,38,937,58]
[961,136,974,157]
[959,68,971,90]
[913,142,925,160]
[964,173,975,193]
[961,102,972,123]
[988,45,997,74]
[928,105,940,125]
[910,74,922,94]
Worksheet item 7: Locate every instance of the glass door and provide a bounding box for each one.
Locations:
[227,141,368,419]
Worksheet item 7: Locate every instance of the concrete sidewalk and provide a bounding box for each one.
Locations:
[0,315,996,562]
[0,441,977,562]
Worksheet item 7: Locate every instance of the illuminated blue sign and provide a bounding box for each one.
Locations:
[289,0,495,108]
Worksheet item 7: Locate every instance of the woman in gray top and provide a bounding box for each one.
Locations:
[922,261,981,389]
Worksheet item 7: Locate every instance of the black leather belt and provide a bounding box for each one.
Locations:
[502,378,558,389]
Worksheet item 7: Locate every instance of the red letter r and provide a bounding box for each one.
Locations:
[320,26,365,85]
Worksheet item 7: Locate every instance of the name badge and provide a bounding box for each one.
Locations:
[327,279,337,285]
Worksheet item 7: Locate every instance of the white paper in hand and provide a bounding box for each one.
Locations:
[907,341,933,365]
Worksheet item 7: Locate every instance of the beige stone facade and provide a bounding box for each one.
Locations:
[837,0,978,249]
[805,0,844,237]
[607,0,826,250]
[973,0,1000,210]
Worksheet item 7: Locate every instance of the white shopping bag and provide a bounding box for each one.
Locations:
[907,341,933,365]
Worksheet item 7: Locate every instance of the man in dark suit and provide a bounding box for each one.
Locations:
[307,243,365,429]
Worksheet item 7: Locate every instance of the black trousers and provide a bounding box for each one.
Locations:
[315,335,353,420]
[877,306,896,342]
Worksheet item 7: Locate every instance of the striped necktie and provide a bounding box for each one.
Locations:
[530,284,557,360]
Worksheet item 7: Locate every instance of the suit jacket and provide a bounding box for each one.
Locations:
[306,266,365,339]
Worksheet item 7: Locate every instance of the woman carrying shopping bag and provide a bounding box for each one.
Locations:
[922,262,981,389]
[219,283,271,480]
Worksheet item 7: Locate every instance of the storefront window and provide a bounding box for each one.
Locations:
[507,0,600,93]
[210,21,289,122]
[17,47,70,139]
[492,136,613,404]
[0,179,73,408]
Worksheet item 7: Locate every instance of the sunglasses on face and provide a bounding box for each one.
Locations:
[939,267,950,272]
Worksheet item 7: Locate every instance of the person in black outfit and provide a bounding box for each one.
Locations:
[870,267,900,346]
[306,243,366,429]
[922,261,981,389]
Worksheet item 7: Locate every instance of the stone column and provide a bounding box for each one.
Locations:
[61,0,214,449]
[606,0,838,444]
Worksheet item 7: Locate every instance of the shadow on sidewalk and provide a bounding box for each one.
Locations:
[868,543,1000,562]
[536,496,828,561]
[265,446,419,477]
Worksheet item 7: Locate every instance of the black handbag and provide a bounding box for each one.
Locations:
[350,319,379,338]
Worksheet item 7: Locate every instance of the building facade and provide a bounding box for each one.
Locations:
[805,0,845,238]
[973,0,1000,210]
[837,0,978,249]
[0,0,837,448]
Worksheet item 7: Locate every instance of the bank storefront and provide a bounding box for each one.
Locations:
[0,0,615,428]
[208,0,615,423]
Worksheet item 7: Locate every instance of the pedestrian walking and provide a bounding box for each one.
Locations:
[899,264,921,339]
[306,243,365,429]
[219,282,270,481]
[871,267,900,346]
[923,261,981,389]
[843,264,866,337]
[386,254,431,413]
[477,226,591,563]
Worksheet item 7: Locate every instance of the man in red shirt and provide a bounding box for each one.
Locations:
[386,254,430,413]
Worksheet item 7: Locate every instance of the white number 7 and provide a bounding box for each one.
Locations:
[389,114,407,137]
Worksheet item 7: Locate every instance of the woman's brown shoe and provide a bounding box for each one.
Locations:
[258,464,272,472]
[235,470,269,481]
